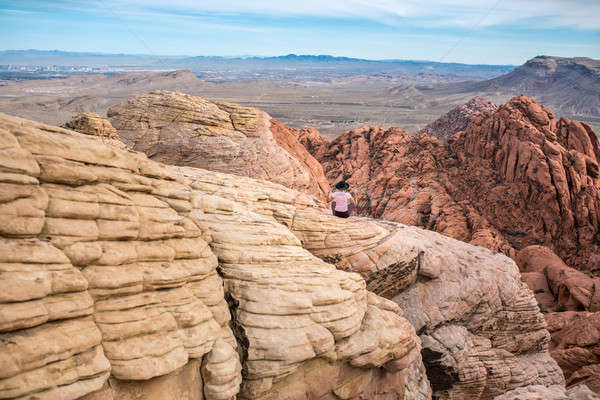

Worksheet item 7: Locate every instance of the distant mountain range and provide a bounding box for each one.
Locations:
[475,56,600,116]
[390,56,600,120]
[0,50,515,81]
[0,53,598,135]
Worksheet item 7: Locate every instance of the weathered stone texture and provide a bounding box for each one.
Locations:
[178,165,564,400]
[418,97,498,142]
[107,90,329,202]
[0,106,575,399]
[0,113,237,399]
[299,96,600,275]
[493,384,600,400]
[0,112,430,399]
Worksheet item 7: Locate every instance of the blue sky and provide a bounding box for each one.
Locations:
[1,0,599,64]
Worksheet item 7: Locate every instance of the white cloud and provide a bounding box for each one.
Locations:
[97,0,600,30]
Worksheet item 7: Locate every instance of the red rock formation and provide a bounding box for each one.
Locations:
[546,311,600,393]
[450,96,600,274]
[299,97,600,393]
[312,124,516,257]
[418,97,498,142]
[515,246,600,394]
[516,245,600,312]
[269,119,330,201]
[292,126,330,160]
[304,96,600,275]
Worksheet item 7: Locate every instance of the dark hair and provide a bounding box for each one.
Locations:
[335,181,350,190]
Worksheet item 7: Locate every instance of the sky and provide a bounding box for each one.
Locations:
[1,0,599,65]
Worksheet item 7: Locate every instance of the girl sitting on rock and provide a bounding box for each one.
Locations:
[330,181,355,218]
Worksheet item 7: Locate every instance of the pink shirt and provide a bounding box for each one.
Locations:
[332,191,352,212]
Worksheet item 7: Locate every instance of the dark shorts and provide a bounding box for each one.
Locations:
[333,210,351,218]
[331,201,354,218]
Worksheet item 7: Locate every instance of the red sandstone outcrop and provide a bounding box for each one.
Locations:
[294,97,600,393]
[450,96,600,274]
[516,246,600,313]
[303,96,600,275]
[546,312,600,394]
[310,124,517,258]
[516,246,600,394]
[292,125,330,160]
[106,90,329,202]
[418,97,498,142]
[269,119,330,199]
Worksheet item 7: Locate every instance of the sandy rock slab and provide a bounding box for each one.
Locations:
[493,384,600,400]
[0,317,110,400]
[0,112,432,400]
[298,215,565,399]
[391,226,564,399]
[0,112,240,400]
[182,167,431,399]
[178,166,564,400]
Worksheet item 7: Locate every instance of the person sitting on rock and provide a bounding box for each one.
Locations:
[330,181,355,218]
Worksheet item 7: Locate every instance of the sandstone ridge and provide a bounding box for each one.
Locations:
[105,90,330,202]
[0,112,427,399]
[63,112,128,150]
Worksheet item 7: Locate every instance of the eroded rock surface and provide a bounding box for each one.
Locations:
[418,97,498,142]
[0,112,430,399]
[64,112,119,138]
[301,96,600,275]
[546,311,600,393]
[1,108,579,399]
[176,165,564,400]
[177,166,431,399]
[106,90,329,201]
[515,246,600,395]
[389,230,564,399]
[450,96,600,274]
[269,119,330,200]
[290,125,331,161]
[63,112,128,150]
[292,97,600,394]
[516,245,600,313]
[306,124,517,259]
[493,384,600,400]
[0,113,238,400]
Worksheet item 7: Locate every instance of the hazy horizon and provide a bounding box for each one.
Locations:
[1,0,599,65]
[0,49,526,66]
